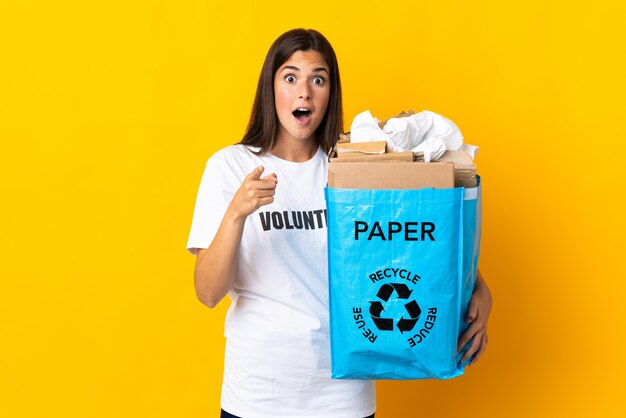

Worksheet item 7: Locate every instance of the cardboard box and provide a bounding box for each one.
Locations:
[331,151,416,163]
[336,141,387,156]
[338,133,351,143]
[328,161,454,190]
[437,150,477,187]
[437,150,474,167]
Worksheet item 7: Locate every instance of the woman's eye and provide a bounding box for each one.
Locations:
[312,77,325,85]
[285,75,296,83]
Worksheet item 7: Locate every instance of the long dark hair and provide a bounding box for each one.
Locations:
[239,28,342,155]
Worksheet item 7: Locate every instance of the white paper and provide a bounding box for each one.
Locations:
[350,109,479,163]
[349,110,390,143]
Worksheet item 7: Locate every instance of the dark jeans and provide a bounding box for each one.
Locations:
[221,409,375,418]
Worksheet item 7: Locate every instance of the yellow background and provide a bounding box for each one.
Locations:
[1,1,625,417]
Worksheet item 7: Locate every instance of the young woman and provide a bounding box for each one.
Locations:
[187,28,491,418]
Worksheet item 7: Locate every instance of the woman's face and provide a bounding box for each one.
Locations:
[273,49,330,145]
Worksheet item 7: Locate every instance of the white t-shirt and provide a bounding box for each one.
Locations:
[187,144,376,418]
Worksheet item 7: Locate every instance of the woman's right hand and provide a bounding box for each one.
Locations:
[229,165,278,219]
[194,165,277,308]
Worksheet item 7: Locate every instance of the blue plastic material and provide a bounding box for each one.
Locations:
[325,178,482,380]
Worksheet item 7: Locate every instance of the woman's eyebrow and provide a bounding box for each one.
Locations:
[280,65,329,73]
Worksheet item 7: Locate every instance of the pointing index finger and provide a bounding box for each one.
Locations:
[246,165,264,180]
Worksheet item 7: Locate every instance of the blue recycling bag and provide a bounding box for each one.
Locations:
[325,178,482,380]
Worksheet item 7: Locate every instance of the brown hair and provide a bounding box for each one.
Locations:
[239,28,342,155]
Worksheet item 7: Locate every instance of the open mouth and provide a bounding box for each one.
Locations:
[292,108,312,123]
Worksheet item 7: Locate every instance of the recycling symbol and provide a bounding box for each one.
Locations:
[369,283,421,333]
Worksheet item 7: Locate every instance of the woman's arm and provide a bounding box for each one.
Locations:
[194,166,277,308]
[457,269,492,365]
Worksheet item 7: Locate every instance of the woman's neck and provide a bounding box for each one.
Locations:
[270,137,319,162]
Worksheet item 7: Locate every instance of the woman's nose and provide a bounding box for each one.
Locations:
[298,83,312,99]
